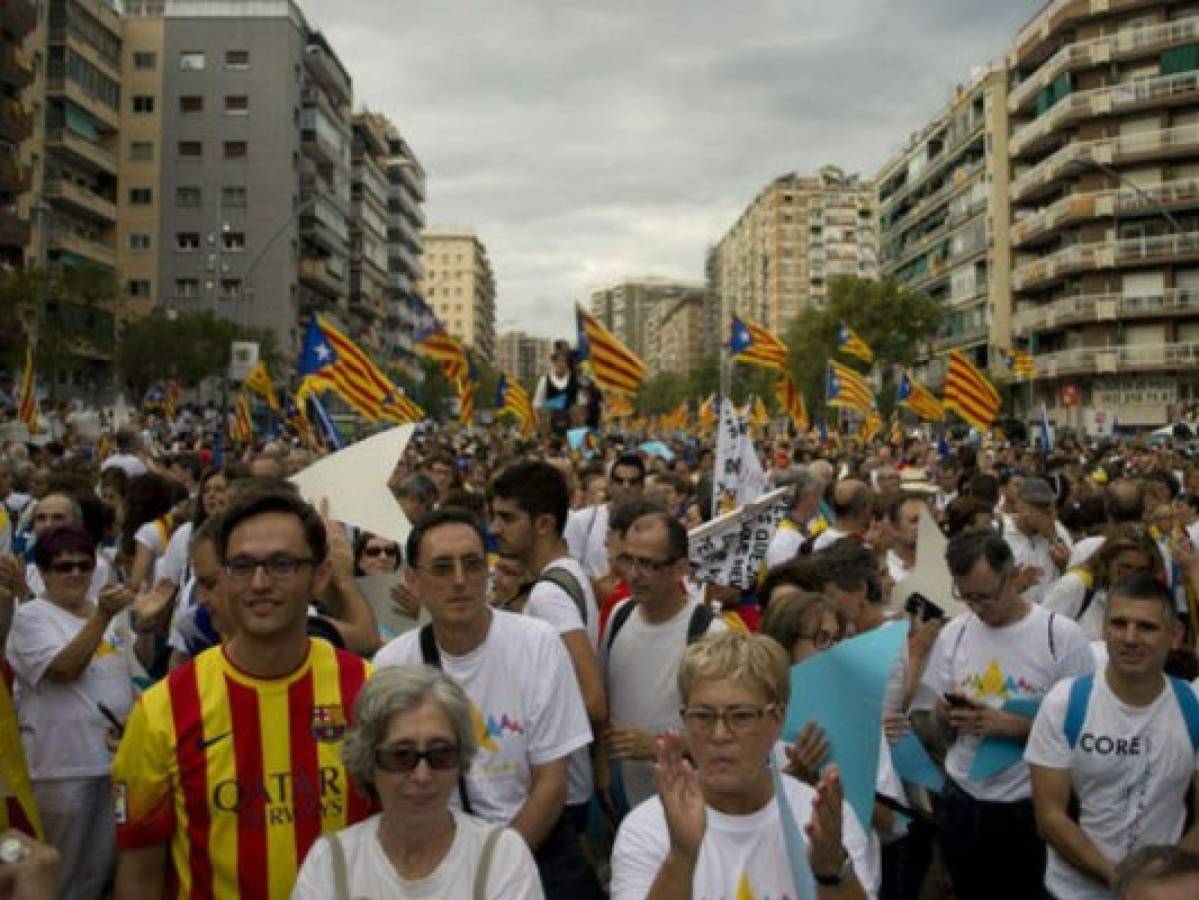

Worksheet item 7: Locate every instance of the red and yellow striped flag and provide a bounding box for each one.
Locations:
[698,394,717,432]
[497,373,535,436]
[576,306,646,396]
[457,379,476,426]
[774,376,809,431]
[896,371,945,422]
[750,396,770,428]
[17,343,36,432]
[231,390,253,444]
[605,392,635,421]
[838,322,874,364]
[0,666,41,838]
[730,315,789,371]
[825,360,875,415]
[303,317,394,421]
[380,392,424,425]
[943,349,1001,431]
[244,361,280,412]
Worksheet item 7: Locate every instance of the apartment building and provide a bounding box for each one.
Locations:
[713,166,878,335]
[877,68,1012,385]
[385,128,425,381]
[645,291,705,376]
[420,228,496,360]
[496,330,552,384]
[1,0,36,270]
[589,277,705,361]
[348,111,389,354]
[1008,0,1199,428]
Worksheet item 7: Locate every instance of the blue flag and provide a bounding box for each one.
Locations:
[728,315,752,355]
[307,393,345,451]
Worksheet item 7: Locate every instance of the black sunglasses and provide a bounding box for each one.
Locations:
[375,743,460,773]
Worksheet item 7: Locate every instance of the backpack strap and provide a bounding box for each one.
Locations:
[1048,612,1057,662]
[606,599,640,652]
[534,567,588,625]
[1064,674,1094,750]
[473,827,504,900]
[417,624,473,815]
[687,603,715,644]
[326,833,350,900]
[1169,676,1199,753]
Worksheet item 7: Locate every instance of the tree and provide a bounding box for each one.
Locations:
[636,372,688,416]
[685,352,720,400]
[783,275,943,419]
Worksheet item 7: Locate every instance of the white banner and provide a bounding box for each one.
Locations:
[713,399,768,514]
[689,487,789,588]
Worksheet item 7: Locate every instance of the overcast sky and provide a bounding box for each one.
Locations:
[304,0,1042,341]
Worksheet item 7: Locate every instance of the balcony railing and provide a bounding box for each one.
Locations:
[45,127,119,173]
[43,178,118,223]
[1033,341,1199,376]
[48,228,116,267]
[1013,288,1199,333]
[1010,70,1199,158]
[1013,0,1159,66]
[1013,231,1199,290]
[1011,177,1199,245]
[886,157,985,240]
[0,44,34,89]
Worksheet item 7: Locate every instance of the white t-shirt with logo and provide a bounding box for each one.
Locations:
[525,555,599,807]
[611,774,877,900]
[374,610,593,825]
[1025,670,1199,900]
[5,598,134,779]
[916,604,1094,801]
[564,504,610,578]
[292,811,544,900]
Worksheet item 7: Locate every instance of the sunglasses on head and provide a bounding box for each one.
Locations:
[374,743,460,773]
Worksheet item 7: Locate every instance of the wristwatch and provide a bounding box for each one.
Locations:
[814,850,852,887]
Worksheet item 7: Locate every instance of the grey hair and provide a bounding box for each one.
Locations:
[38,492,83,524]
[394,473,439,505]
[342,665,478,802]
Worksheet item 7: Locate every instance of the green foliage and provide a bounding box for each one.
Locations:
[636,372,688,415]
[783,275,943,418]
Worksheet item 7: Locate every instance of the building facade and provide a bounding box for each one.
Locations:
[589,277,706,362]
[419,228,496,360]
[1,0,36,270]
[496,329,552,385]
[385,128,424,381]
[645,291,705,376]
[348,111,389,354]
[713,166,878,334]
[1008,0,1199,428]
[877,68,1012,385]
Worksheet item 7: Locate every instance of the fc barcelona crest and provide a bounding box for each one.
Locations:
[311,705,347,742]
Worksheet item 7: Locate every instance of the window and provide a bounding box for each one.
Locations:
[175,278,199,298]
[179,95,203,113]
[133,52,156,71]
[176,186,202,208]
[128,233,151,251]
[176,232,200,251]
[129,187,152,205]
[129,141,153,161]
[222,232,245,252]
[221,186,247,208]
[223,141,247,159]
[178,141,202,159]
[224,95,248,114]
[225,50,250,69]
[220,279,242,300]
[126,279,151,298]
[179,52,206,71]
[132,95,154,113]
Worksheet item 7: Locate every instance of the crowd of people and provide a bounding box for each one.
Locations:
[3,402,1199,899]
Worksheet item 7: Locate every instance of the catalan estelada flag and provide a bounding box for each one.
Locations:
[576,305,645,396]
[0,664,41,838]
[838,322,874,364]
[775,376,809,431]
[859,409,884,443]
[231,390,254,444]
[896,371,945,421]
[998,348,1037,380]
[17,343,36,432]
[825,360,874,415]
[729,315,788,371]
[296,318,390,421]
[457,378,476,426]
[943,349,1002,431]
[412,296,469,384]
[380,392,424,425]
[496,373,535,436]
[244,361,280,412]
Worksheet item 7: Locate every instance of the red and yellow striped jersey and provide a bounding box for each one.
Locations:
[112,639,373,900]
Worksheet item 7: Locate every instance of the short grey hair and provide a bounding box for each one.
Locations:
[343,665,478,802]
[393,473,438,505]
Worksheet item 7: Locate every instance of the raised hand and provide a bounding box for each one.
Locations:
[806,765,849,880]
[784,721,830,784]
[654,731,706,862]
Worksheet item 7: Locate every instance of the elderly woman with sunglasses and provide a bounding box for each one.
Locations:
[292,665,543,899]
[4,523,134,900]
[610,630,873,900]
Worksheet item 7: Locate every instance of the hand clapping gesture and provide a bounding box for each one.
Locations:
[654,731,706,863]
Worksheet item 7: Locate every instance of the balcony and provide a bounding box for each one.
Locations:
[1012,0,1159,69]
[1010,70,1199,160]
[885,158,986,242]
[0,209,30,248]
[1012,231,1199,291]
[349,291,385,321]
[45,75,119,131]
[48,227,116,269]
[880,127,986,215]
[0,98,31,145]
[301,107,347,166]
[1011,177,1199,247]
[0,156,29,193]
[1010,15,1199,113]
[933,325,989,352]
[0,44,33,90]
[46,128,119,175]
[1032,341,1199,377]
[1013,288,1199,334]
[299,257,345,298]
[1,0,36,36]
[44,178,118,223]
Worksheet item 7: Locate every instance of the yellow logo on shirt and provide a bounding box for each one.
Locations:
[735,870,756,900]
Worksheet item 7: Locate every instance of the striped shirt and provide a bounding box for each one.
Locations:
[112,639,373,900]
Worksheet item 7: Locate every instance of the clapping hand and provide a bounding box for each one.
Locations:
[654,731,706,863]
[784,721,830,784]
[806,765,850,881]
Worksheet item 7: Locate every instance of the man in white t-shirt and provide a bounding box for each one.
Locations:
[915,527,1093,900]
[374,507,600,900]
[1002,477,1072,605]
[812,479,872,552]
[99,428,147,479]
[565,453,644,578]
[601,512,724,816]
[765,468,824,570]
[490,461,605,837]
[1027,573,1199,900]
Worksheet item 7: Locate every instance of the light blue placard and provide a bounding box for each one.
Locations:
[891,732,944,793]
[784,620,910,829]
[639,440,675,461]
[968,696,1042,781]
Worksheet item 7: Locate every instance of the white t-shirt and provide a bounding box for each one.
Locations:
[564,504,609,578]
[156,521,194,586]
[611,775,878,900]
[1025,670,1199,900]
[291,811,544,900]
[916,604,1094,801]
[602,598,725,810]
[812,526,849,553]
[100,453,147,479]
[1002,525,1060,605]
[374,610,593,825]
[766,520,804,571]
[525,555,599,807]
[5,598,134,779]
[1043,573,1107,641]
[1068,535,1106,570]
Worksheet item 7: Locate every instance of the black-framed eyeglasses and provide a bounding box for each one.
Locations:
[679,704,777,735]
[952,570,1011,607]
[625,554,678,574]
[223,554,315,580]
[362,546,400,559]
[48,558,96,575]
[375,742,461,773]
[423,555,488,579]
[796,629,841,650]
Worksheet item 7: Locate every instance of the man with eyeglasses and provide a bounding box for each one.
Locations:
[565,453,645,579]
[112,485,374,900]
[374,506,598,899]
[600,512,724,819]
[913,527,1093,900]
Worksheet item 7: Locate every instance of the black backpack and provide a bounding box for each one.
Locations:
[605,600,714,652]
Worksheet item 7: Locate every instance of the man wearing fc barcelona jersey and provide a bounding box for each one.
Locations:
[112,486,373,900]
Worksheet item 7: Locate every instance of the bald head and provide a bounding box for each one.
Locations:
[809,460,834,485]
[831,479,872,530]
[1106,478,1145,524]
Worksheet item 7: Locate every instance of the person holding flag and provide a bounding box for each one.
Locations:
[534,344,583,437]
